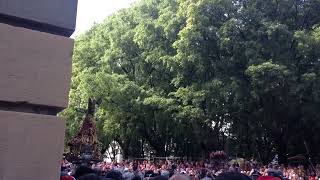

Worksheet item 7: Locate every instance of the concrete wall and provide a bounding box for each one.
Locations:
[0,23,74,109]
[0,0,77,179]
[0,0,78,36]
[0,111,66,180]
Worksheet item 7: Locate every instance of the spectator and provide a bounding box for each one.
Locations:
[74,166,96,180]
[169,174,190,180]
[106,170,123,180]
[215,172,251,180]
[79,174,104,180]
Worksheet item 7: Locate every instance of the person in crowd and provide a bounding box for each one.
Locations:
[216,172,251,180]
[267,165,275,177]
[169,174,191,180]
[61,166,76,180]
[79,173,105,180]
[169,164,177,177]
[229,164,237,173]
[133,163,144,179]
[249,164,261,180]
[308,171,317,180]
[106,170,124,180]
[132,175,143,180]
[145,170,157,178]
[73,166,96,180]
[123,167,134,180]
[161,164,170,178]
[60,157,320,180]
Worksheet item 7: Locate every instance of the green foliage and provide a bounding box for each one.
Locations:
[61,0,320,163]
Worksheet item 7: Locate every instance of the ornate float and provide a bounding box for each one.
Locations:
[65,98,103,166]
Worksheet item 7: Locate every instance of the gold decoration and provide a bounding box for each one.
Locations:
[66,98,103,164]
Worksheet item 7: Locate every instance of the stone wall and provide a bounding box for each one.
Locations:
[0,1,77,179]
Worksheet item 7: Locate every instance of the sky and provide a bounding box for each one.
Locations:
[71,0,137,38]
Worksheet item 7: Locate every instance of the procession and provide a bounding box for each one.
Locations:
[60,156,320,180]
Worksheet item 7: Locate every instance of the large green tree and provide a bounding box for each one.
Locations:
[61,0,320,164]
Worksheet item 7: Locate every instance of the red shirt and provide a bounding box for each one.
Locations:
[61,176,75,180]
[258,176,281,180]
[309,176,317,180]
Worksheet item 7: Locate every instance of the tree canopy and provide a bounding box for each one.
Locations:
[61,0,320,164]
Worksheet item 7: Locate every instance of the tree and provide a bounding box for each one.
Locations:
[61,0,320,164]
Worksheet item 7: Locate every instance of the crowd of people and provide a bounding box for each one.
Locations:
[60,158,320,180]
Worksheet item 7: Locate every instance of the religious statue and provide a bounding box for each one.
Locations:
[66,98,103,165]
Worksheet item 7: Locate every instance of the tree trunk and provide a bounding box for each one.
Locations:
[275,137,287,164]
[122,145,129,159]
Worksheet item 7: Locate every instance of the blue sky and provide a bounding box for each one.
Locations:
[72,0,136,38]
